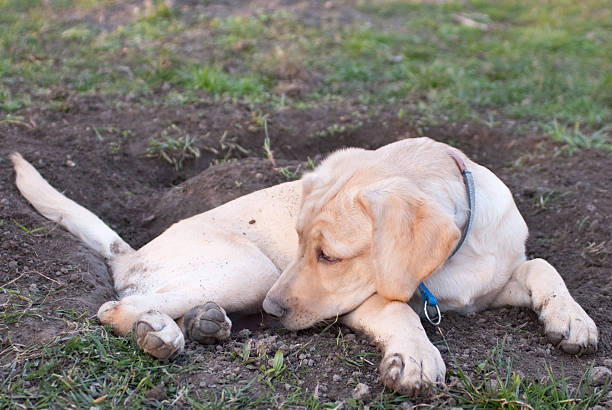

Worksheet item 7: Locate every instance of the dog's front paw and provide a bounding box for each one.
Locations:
[539,295,598,355]
[134,311,185,360]
[380,341,446,396]
[183,302,232,344]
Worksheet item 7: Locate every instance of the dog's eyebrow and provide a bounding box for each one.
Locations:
[319,229,358,258]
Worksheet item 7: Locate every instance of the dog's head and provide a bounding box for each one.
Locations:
[263,140,461,329]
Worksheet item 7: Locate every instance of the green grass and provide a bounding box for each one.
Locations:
[1,313,607,408]
[146,129,201,170]
[0,317,192,408]
[1,0,610,134]
[546,120,612,155]
[446,339,607,409]
[340,0,611,125]
[186,64,266,98]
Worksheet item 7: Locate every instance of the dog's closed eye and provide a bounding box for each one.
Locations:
[317,248,341,264]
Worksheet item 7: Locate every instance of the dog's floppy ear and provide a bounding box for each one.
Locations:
[358,178,461,302]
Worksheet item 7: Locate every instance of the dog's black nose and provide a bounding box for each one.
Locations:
[263,297,287,319]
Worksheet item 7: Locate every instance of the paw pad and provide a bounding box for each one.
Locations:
[184,302,231,344]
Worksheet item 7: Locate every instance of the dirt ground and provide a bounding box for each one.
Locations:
[1,95,610,405]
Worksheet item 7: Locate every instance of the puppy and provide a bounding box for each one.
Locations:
[11,137,597,395]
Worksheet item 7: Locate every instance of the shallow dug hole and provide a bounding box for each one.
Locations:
[0,99,610,405]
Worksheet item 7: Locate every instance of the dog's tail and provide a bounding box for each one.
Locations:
[11,153,134,259]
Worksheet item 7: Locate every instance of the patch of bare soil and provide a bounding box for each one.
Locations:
[1,96,610,404]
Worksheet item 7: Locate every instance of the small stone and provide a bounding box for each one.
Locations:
[145,384,167,400]
[299,353,307,360]
[332,374,342,382]
[65,159,76,168]
[236,329,251,339]
[590,366,611,386]
[400,401,414,409]
[307,359,314,366]
[28,283,39,293]
[8,260,18,270]
[448,376,462,388]
[284,383,291,391]
[486,379,498,393]
[603,359,612,368]
[352,382,370,400]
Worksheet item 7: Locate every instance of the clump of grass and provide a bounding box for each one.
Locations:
[12,219,47,235]
[0,86,31,111]
[186,64,266,98]
[316,121,363,137]
[533,189,571,212]
[444,338,607,408]
[212,15,265,48]
[140,0,174,22]
[545,120,612,155]
[0,318,190,408]
[146,127,200,170]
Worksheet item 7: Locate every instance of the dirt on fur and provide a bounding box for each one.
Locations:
[1,95,610,404]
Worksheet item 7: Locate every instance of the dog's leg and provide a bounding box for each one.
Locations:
[134,310,185,360]
[99,297,234,359]
[341,294,445,395]
[98,292,200,336]
[492,258,598,354]
[179,302,232,344]
[99,294,201,360]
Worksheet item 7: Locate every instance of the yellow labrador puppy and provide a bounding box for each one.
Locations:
[11,137,597,395]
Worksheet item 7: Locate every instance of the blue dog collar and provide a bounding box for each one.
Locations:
[419,151,475,326]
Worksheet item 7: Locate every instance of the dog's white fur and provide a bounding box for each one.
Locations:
[11,137,597,395]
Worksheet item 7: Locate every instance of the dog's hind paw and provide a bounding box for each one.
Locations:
[183,302,232,344]
[134,311,185,360]
[539,295,598,355]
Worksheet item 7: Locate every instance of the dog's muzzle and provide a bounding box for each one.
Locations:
[263,296,287,319]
